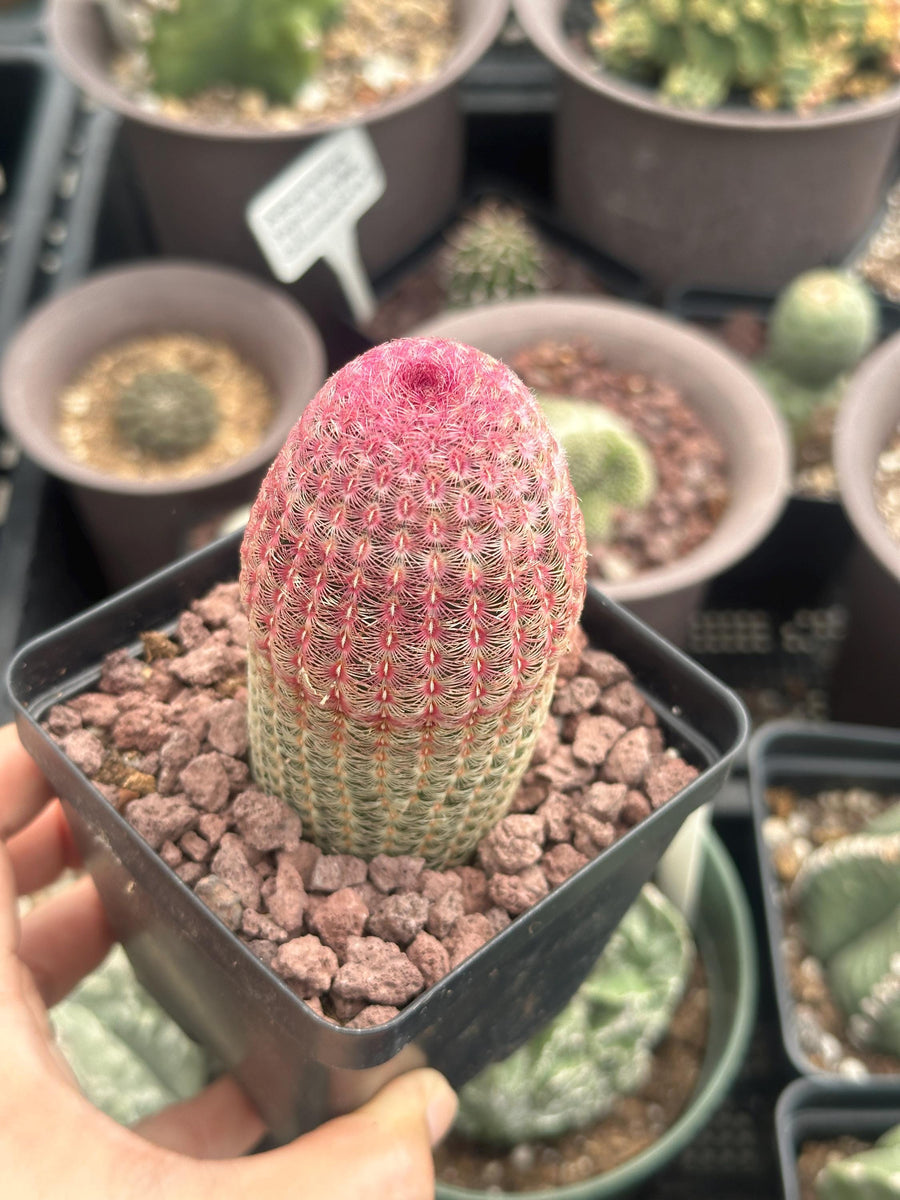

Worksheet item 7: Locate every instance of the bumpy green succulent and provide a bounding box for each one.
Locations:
[107,0,345,102]
[816,1123,900,1199]
[51,946,208,1126]
[588,0,900,113]
[769,271,879,387]
[443,204,546,309]
[116,370,219,461]
[755,360,843,436]
[791,804,900,1058]
[455,884,694,1146]
[539,395,656,541]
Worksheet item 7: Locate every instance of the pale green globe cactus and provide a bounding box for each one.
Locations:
[115,370,219,460]
[769,271,879,387]
[443,203,546,309]
[816,1123,900,1199]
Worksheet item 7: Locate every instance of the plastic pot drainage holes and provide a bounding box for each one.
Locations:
[8,531,748,1142]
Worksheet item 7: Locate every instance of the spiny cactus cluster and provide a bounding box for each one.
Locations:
[115,370,219,460]
[791,802,900,1058]
[539,395,656,541]
[816,1123,900,1199]
[240,337,587,868]
[104,0,345,102]
[455,883,695,1145]
[757,270,878,436]
[442,203,546,309]
[587,0,900,113]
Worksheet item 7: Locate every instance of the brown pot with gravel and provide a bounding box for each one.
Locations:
[0,260,327,590]
[413,296,792,644]
[47,0,508,282]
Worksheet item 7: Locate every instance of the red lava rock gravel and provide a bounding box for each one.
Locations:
[42,580,700,1027]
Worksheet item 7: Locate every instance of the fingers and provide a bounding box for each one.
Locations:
[0,724,55,842]
[133,1075,265,1160]
[17,875,113,1006]
[195,1068,457,1200]
[8,801,81,898]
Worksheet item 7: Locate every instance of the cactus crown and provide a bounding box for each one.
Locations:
[455,883,695,1145]
[587,0,900,113]
[768,270,879,386]
[539,395,656,541]
[108,0,345,102]
[115,370,219,460]
[443,203,546,309]
[816,1122,900,1199]
[240,337,587,867]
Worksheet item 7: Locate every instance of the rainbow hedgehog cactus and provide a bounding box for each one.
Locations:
[240,337,587,867]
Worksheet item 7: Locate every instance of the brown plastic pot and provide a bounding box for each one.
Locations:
[0,260,326,590]
[48,0,508,280]
[413,296,792,644]
[514,0,900,293]
[831,334,900,726]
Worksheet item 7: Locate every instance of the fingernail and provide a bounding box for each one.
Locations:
[425,1074,458,1147]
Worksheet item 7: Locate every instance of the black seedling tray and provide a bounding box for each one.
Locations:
[776,1078,900,1200]
[8,529,747,1141]
[748,720,900,1078]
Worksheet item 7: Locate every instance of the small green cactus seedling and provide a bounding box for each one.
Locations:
[768,271,879,387]
[816,1123,900,1199]
[105,0,345,102]
[455,884,694,1145]
[115,370,219,461]
[443,203,546,309]
[754,361,844,437]
[538,395,656,541]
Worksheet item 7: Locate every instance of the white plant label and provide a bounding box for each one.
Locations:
[247,127,386,323]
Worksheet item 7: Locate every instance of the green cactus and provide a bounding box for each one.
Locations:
[587,0,900,113]
[455,884,694,1145]
[754,361,843,437]
[115,370,219,461]
[538,395,656,541]
[816,1123,900,1199]
[443,203,546,309]
[51,946,208,1126]
[106,0,345,102]
[791,805,900,1057]
[768,271,879,387]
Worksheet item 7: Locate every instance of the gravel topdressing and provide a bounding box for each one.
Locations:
[43,580,699,1027]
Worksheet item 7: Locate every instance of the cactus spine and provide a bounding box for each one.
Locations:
[443,203,546,309]
[240,337,587,867]
[115,370,219,460]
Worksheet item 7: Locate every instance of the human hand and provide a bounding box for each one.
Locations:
[0,723,456,1199]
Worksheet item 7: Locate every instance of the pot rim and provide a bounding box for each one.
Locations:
[834,332,900,584]
[435,827,758,1200]
[47,0,510,142]
[0,259,327,497]
[411,296,793,607]
[513,0,900,132]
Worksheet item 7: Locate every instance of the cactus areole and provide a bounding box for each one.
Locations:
[240,338,587,867]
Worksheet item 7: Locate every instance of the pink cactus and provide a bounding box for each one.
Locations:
[241,337,586,866]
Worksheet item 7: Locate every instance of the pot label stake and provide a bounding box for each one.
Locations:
[247,127,385,323]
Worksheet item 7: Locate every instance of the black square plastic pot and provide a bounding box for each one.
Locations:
[9,531,748,1141]
[776,1078,900,1200]
[749,720,900,1077]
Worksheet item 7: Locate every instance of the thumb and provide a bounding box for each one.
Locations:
[194,1068,457,1200]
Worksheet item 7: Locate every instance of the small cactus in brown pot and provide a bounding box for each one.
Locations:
[115,370,219,460]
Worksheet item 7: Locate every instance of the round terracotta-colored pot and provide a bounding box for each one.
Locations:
[514,0,900,293]
[48,0,508,279]
[1,261,326,590]
[831,335,900,726]
[413,297,792,644]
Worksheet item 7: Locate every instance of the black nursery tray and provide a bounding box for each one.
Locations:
[8,530,747,1141]
[776,1077,900,1200]
[749,720,900,1079]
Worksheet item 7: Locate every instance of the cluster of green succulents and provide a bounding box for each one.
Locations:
[455,883,694,1144]
[587,0,900,113]
[791,801,900,1058]
[442,203,547,309]
[52,946,208,1126]
[816,1123,900,1199]
[104,0,345,102]
[539,395,656,540]
[756,270,878,438]
[115,370,219,460]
